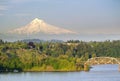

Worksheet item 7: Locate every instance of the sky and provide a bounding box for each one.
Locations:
[0,0,120,41]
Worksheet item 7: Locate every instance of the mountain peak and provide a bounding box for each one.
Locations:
[31,18,44,24]
[8,18,77,35]
[33,18,41,21]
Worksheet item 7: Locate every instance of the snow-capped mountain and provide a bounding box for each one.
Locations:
[8,18,77,34]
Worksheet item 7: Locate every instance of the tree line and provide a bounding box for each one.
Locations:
[0,39,120,72]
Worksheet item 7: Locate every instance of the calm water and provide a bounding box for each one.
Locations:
[0,64,120,81]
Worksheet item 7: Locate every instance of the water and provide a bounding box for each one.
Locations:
[0,64,120,81]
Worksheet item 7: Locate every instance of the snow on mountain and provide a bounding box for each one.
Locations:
[8,18,77,35]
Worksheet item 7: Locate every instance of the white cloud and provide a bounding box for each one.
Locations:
[0,5,7,10]
[11,0,29,3]
[15,13,31,16]
[11,0,51,3]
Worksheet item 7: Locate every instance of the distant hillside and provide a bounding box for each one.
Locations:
[20,39,64,43]
[21,39,44,43]
[49,39,64,43]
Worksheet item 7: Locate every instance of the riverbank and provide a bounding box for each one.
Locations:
[0,67,87,73]
[0,65,119,81]
[0,64,90,73]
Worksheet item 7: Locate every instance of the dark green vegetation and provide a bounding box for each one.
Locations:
[0,39,120,72]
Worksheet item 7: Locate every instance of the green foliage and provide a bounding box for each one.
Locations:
[0,39,120,72]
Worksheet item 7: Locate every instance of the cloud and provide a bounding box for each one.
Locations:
[11,0,41,3]
[0,5,7,10]
[11,0,29,3]
[11,0,52,3]
[0,14,4,16]
[0,5,8,16]
[14,13,31,17]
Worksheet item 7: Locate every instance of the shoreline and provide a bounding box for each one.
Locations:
[0,69,87,73]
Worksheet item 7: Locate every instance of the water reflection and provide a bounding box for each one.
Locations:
[0,64,120,81]
[90,64,118,71]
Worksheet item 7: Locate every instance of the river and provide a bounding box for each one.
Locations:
[0,64,120,81]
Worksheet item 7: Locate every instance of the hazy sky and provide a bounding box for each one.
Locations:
[0,0,120,34]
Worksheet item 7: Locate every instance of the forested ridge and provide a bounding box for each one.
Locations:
[0,39,120,72]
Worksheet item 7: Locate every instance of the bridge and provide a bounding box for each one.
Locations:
[84,57,120,71]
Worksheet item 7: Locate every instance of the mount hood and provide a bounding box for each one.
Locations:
[8,18,77,35]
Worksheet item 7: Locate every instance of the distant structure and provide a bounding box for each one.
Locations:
[84,57,120,71]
